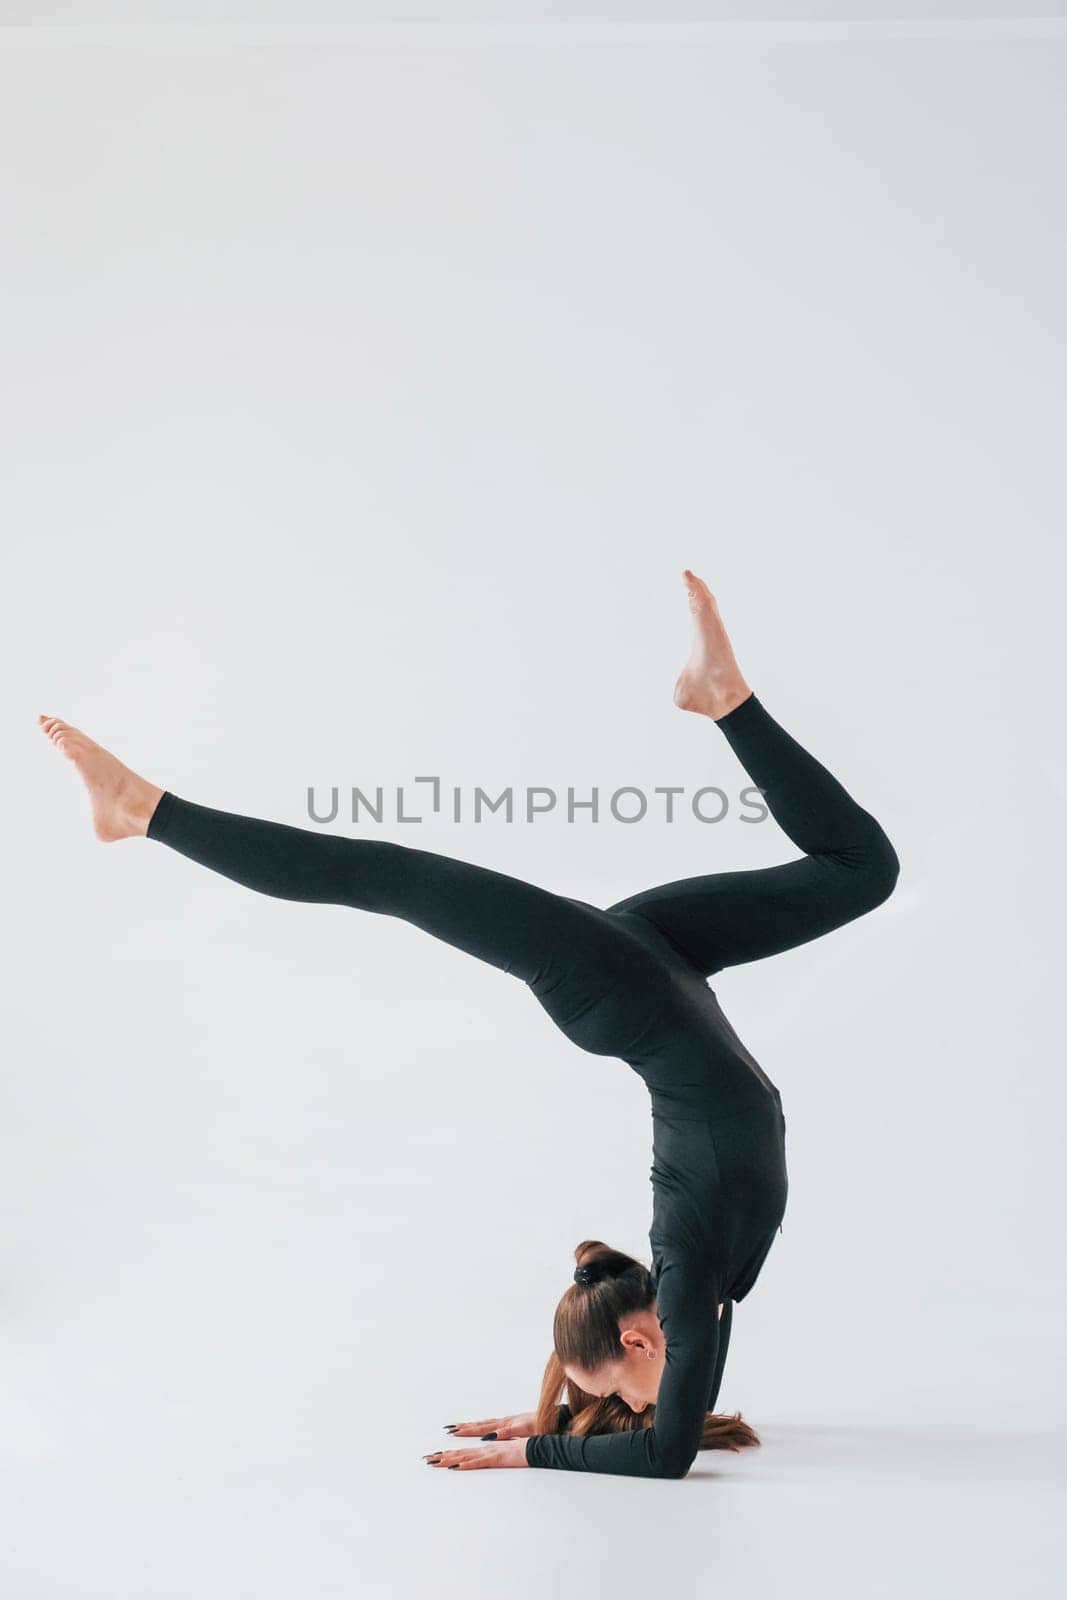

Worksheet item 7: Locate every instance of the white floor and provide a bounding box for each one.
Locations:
[4,1413,1063,1597]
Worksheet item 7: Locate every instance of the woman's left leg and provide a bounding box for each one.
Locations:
[144,791,672,1057]
[37,716,669,1059]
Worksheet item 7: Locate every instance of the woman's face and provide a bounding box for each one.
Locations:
[564,1310,666,1413]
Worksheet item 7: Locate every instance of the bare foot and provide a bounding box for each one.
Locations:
[673,571,753,721]
[37,716,165,841]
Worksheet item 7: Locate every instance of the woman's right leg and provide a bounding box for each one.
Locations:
[608,691,900,975]
[606,572,900,976]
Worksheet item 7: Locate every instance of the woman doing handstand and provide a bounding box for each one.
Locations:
[38,571,899,1480]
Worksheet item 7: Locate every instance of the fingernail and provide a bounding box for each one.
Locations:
[447,1464,459,1469]
[444,1425,457,1433]
[480,1432,498,1440]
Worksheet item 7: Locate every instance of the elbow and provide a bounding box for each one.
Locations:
[650,1444,699,1481]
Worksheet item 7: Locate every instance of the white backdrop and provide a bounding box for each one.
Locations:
[2,18,1064,1600]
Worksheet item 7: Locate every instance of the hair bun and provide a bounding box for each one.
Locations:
[573,1263,598,1285]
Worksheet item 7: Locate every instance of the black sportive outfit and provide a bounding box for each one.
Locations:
[144,692,899,1479]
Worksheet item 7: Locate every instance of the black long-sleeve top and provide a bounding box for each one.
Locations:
[524,1012,787,1478]
[524,849,793,1481]
[524,692,899,1477]
[524,874,792,1478]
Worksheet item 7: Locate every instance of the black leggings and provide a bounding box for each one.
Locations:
[145,694,899,1057]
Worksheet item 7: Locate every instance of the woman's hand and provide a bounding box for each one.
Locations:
[424,1437,529,1471]
[440,1412,538,1440]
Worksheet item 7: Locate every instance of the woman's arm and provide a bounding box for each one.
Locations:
[707,1297,733,1413]
[524,1255,723,1480]
[440,1406,568,1441]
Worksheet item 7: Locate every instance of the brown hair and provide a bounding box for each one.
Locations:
[533,1238,759,1453]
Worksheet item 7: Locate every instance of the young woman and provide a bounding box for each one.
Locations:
[38,571,899,1481]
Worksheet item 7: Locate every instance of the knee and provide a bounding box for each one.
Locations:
[859,828,900,909]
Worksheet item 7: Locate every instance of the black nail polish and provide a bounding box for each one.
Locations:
[480,1431,498,1440]
[447,1464,459,1469]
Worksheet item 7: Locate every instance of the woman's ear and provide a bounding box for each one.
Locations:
[617,1326,649,1357]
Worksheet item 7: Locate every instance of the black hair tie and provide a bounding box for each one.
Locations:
[573,1264,597,1285]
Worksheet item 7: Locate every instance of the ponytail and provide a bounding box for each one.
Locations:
[532,1239,760,1453]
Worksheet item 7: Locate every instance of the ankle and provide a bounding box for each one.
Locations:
[131,781,166,837]
[710,683,753,722]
